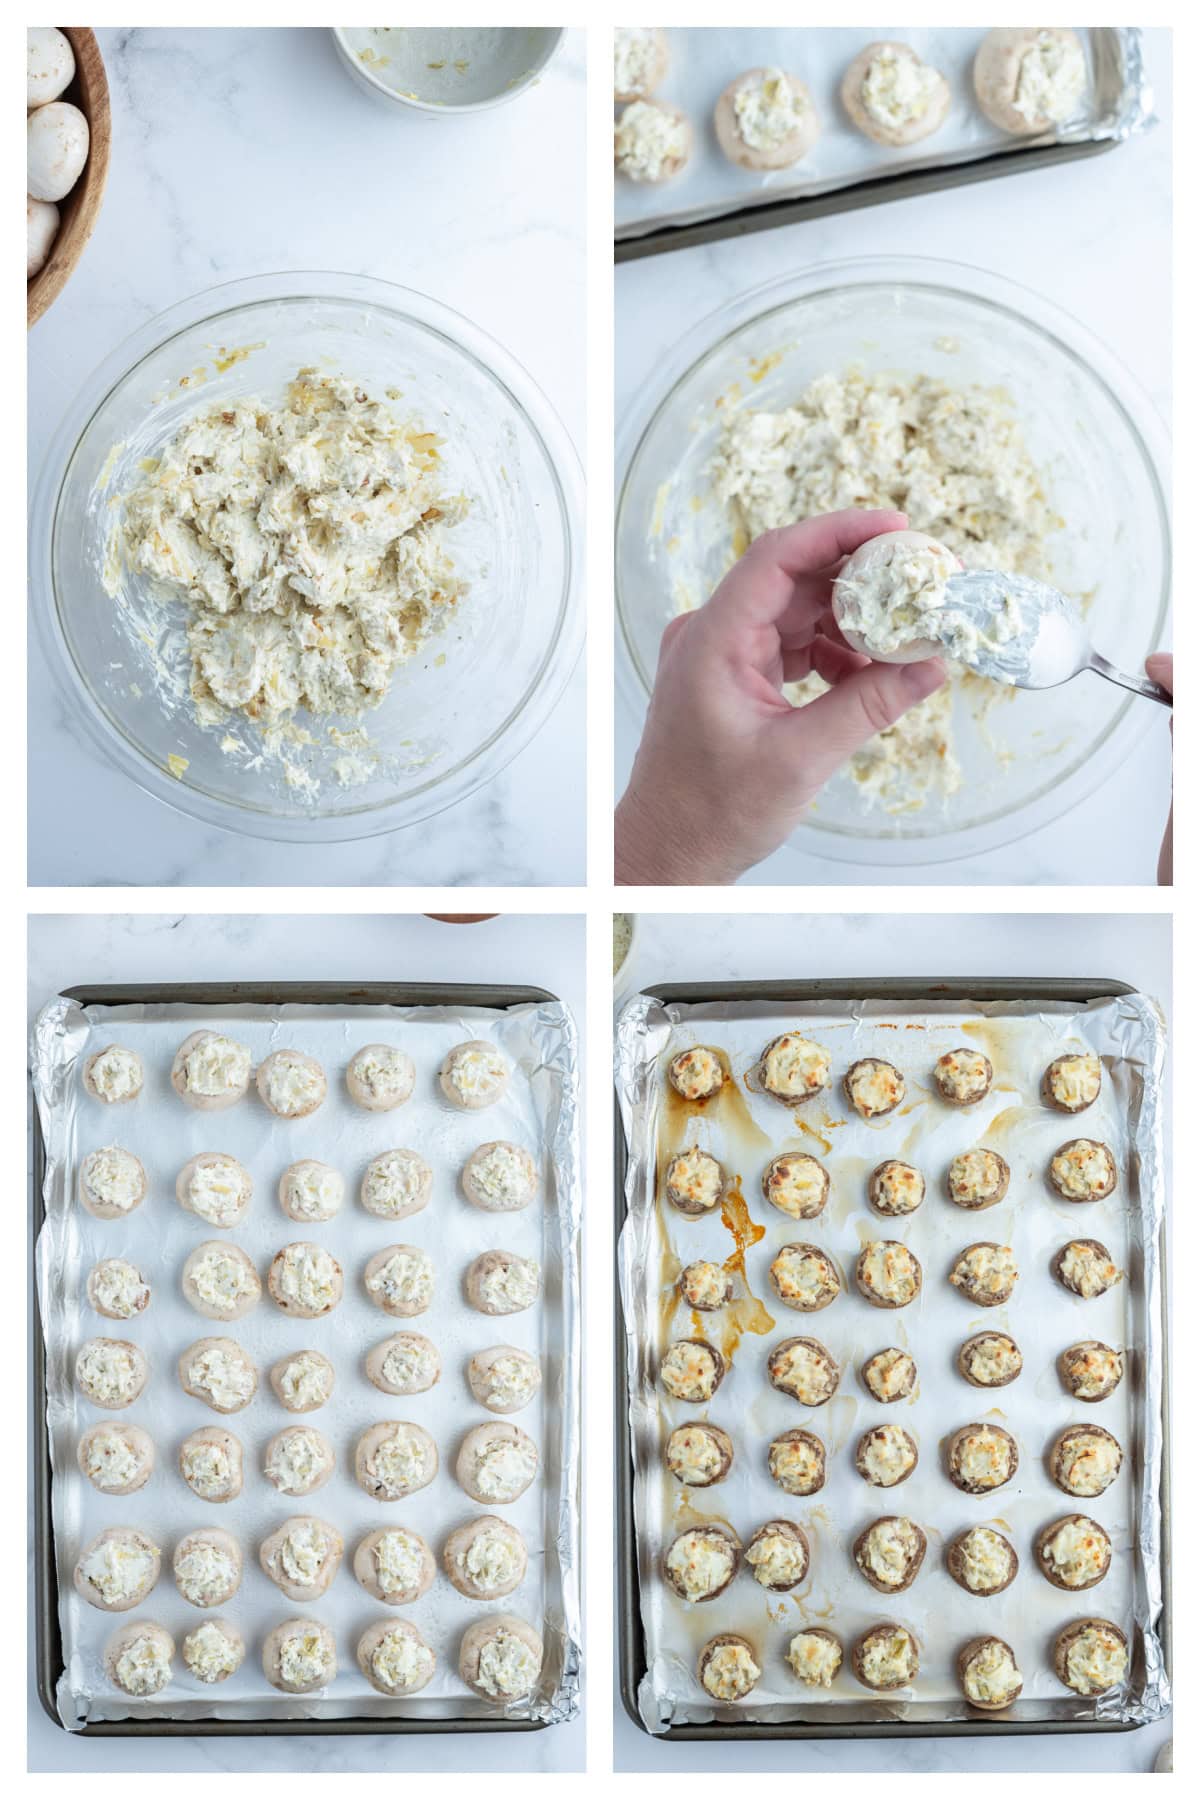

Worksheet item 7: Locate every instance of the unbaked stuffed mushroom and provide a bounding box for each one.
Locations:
[355,1421,438,1502]
[357,1618,436,1696]
[104,1620,173,1695]
[456,1421,538,1505]
[259,1516,343,1601]
[440,1040,510,1110]
[458,1614,542,1703]
[256,1049,327,1120]
[353,1525,436,1604]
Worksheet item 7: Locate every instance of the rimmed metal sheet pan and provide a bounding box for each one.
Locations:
[33,981,582,1738]
[615,28,1154,261]
[615,978,1169,1741]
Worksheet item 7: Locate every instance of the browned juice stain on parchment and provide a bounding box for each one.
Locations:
[718,1179,774,1359]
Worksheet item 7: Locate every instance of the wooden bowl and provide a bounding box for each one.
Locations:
[28,28,111,328]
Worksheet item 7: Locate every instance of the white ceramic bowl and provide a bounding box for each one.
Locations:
[32,271,582,843]
[616,255,1170,868]
[331,27,563,114]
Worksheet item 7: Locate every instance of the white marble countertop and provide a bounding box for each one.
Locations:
[29,27,585,888]
[27,910,584,1772]
[616,28,1173,887]
[614,908,1171,1772]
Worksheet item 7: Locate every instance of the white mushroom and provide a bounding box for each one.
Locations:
[28,27,75,108]
[28,197,60,277]
[28,100,88,203]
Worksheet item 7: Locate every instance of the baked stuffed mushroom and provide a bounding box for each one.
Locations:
[756,1032,831,1104]
[1049,1139,1118,1203]
[868,1159,924,1217]
[945,1526,1018,1597]
[932,1049,994,1107]
[856,1241,922,1309]
[1049,1424,1123,1498]
[844,1057,905,1119]
[1058,1340,1124,1403]
[678,1259,732,1311]
[697,1632,762,1700]
[663,1146,726,1217]
[662,1523,740,1602]
[1054,1239,1121,1299]
[744,1519,810,1591]
[668,1046,726,1103]
[767,1336,840,1406]
[853,1516,926,1593]
[665,1422,734,1488]
[947,1422,1019,1494]
[1036,1514,1113,1591]
[852,1623,918,1690]
[1043,1053,1102,1115]
[769,1242,841,1312]
[786,1627,843,1688]
[767,1426,826,1496]
[958,1330,1023,1389]
[958,1635,1023,1710]
[861,1347,917,1404]
[856,1423,918,1488]
[946,1149,1009,1210]
[660,1339,726,1404]
[763,1151,830,1221]
[1053,1618,1128,1695]
[949,1242,1018,1307]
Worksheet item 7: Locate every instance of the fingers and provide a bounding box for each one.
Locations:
[776,656,947,791]
[1145,651,1173,694]
[780,636,869,687]
[705,508,909,633]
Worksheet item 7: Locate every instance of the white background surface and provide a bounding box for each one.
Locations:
[28,909,585,1773]
[613,908,1171,1772]
[28,27,586,888]
[615,28,1173,887]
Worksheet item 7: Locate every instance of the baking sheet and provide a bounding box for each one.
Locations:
[615,27,1152,240]
[32,994,582,1732]
[616,991,1168,1734]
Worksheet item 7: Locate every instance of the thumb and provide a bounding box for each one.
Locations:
[779,658,947,791]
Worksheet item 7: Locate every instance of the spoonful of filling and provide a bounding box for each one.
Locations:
[833,528,1170,705]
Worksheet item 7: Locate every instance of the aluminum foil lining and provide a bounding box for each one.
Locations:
[33,993,582,1732]
[616,991,1168,1734]
[616,27,1155,241]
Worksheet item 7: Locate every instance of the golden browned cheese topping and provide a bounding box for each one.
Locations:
[953,1425,1015,1488]
[1051,1139,1116,1200]
[963,1332,1022,1385]
[768,1433,823,1491]
[761,1033,831,1099]
[669,1046,724,1101]
[859,1516,920,1585]
[1057,1429,1121,1496]
[1063,1624,1128,1694]
[948,1148,1005,1202]
[666,1147,723,1211]
[770,1340,838,1404]
[771,1244,840,1309]
[701,1640,761,1700]
[766,1152,828,1218]
[962,1638,1021,1707]
[787,1631,842,1687]
[1062,1342,1123,1398]
[1060,1242,1120,1298]
[680,1260,729,1310]
[864,1348,916,1400]
[872,1161,924,1213]
[1041,1517,1110,1586]
[858,1424,917,1486]
[860,1627,917,1687]
[661,1340,720,1400]
[666,1529,735,1600]
[1047,1053,1102,1111]
[666,1424,726,1485]
[847,1058,904,1116]
[936,1047,991,1099]
[859,1241,920,1304]
[951,1243,1017,1297]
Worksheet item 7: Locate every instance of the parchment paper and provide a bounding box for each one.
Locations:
[616,991,1168,1733]
[33,994,581,1731]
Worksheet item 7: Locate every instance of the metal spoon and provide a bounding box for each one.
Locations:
[942,570,1171,704]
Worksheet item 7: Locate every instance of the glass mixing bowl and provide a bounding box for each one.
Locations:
[32,272,583,843]
[616,256,1170,867]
